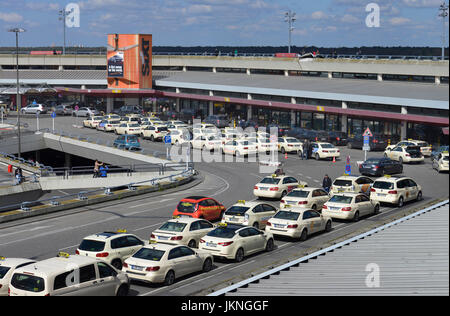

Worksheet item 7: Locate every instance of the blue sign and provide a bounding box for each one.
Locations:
[363,136,370,146]
[164,135,172,144]
[345,156,351,175]
[51,112,56,119]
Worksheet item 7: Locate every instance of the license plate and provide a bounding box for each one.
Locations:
[337,189,344,193]
[286,201,295,205]
[377,193,387,197]
[206,242,217,247]
[131,265,144,271]
[274,224,286,228]
[260,187,269,191]
[330,207,340,211]
[158,236,169,240]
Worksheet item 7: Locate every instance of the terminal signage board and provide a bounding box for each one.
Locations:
[107,34,152,89]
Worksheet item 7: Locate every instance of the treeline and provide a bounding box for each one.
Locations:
[0,46,447,56]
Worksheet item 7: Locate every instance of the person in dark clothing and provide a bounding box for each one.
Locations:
[322,174,332,193]
[302,140,310,160]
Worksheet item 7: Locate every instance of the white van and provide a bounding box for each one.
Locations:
[8,253,130,296]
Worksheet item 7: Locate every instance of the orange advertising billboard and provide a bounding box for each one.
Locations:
[107,34,152,90]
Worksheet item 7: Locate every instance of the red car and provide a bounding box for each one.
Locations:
[173,196,226,221]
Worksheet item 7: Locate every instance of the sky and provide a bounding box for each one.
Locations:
[0,0,448,47]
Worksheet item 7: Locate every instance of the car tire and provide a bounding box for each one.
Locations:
[164,270,175,286]
[374,204,380,214]
[235,248,244,263]
[399,157,403,164]
[397,196,404,207]
[315,153,320,161]
[265,238,274,252]
[188,239,196,248]
[281,147,286,154]
[111,259,122,270]
[150,135,154,142]
[116,285,129,297]
[416,191,423,201]
[252,222,259,229]
[202,258,213,272]
[281,190,287,198]
[299,229,308,241]
[312,204,317,211]
[353,211,360,222]
[325,220,332,232]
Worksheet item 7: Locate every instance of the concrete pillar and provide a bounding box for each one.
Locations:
[435,76,441,85]
[175,98,180,112]
[247,94,252,100]
[342,101,348,133]
[328,72,333,79]
[246,68,251,75]
[209,101,214,116]
[377,74,383,81]
[284,70,289,77]
[342,101,348,109]
[106,97,113,114]
[401,106,408,140]
[291,97,297,104]
[212,67,217,73]
[64,152,72,169]
[176,88,181,94]
[183,66,187,72]
[247,105,252,120]
[290,110,295,127]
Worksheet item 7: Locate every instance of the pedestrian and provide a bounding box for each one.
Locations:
[14,167,23,185]
[93,160,102,178]
[99,164,108,178]
[322,174,332,194]
[303,139,310,160]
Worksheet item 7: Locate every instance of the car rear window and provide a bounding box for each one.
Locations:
[333,180,352,187]
[372,181,395,190]
[132,248,165,262]
[11,273,45,293]
[78,239,106,252]
[444,156,449,161]
[328,195,353,204]
[286,190,309,198]
[417,142,428,147]
[260,178,280,184]
[158,222,187,233]
[320,144,334,148]
[225,206,250,216]
[0,266,11,279]
[273,211,300,221]
[207,227,237,239]
[286,138,300,143]
[406,146,421,154]
[177,201,198,213]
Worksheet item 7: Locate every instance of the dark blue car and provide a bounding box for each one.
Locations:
[113,135,141,150]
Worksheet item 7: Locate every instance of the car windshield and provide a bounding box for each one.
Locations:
[225,206,250,216]
[11,274,45,293]
[158,222,187,233]
[78,239,106,252]
[273,211,300,221]
[177,201,198,213]
[207,227,237,239]
[0,266,11,279]
[373,181,395,190]
[129,124,140,127]
[333,179,352,187]
[132,248,165,262]
[328,195,353,204]
[260,177,280,184]
[365,158,381,164]
[286,190,309,198]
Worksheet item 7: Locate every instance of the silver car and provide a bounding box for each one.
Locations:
[73,107,99,117]
[21,104,48,115]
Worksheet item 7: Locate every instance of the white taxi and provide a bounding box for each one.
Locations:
[280,187,330,211]
[384,145,424,164]
[322,193,380,222]
[265,208,332,240]
[83,116,104,128]
[141,125,168,141]
[199,223,274,262]
[223,140,258,157]
[221,200,277,229]
[9,253,130,296]
[168,129,192,145]
[330,175,374,195]
[119,116,140,125]
[76,230,146,270]
[254,175,306,199]
[386,140,432,157]
[247,137,278,153]
[370,176,423,207]
[191,135,222,151]
[114,123,142,135]
[278,137,303,154]
[97,119,121,132]
[123,243,213,285]
[432,152,449,173]
[0,257,36,296]
[311,142,340,160]
[150,217,215,248]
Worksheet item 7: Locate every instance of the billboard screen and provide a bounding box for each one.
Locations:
[107,51,124,77]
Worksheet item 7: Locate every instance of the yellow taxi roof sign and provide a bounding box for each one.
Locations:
[0,256,6,261]
[57,252,70,258]
[218,222,228,228]
[117,229,127,233]
[237,200,246,204]
[149,240,158,244]
[383,175,391,178]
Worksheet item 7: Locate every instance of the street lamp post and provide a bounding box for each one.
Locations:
[284,10,296,54]
[59,9,69,55]
[439,2,449,60]
[8,27,26,159]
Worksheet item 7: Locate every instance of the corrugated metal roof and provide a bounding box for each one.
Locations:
[225,203,449,296]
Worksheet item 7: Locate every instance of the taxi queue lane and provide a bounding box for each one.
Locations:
[0,115,448,296]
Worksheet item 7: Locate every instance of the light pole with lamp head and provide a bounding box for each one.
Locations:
[439,2,449,60]
[284,10,296,54]
[8,27,26,159]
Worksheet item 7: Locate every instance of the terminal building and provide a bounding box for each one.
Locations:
[0,34,448,144]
